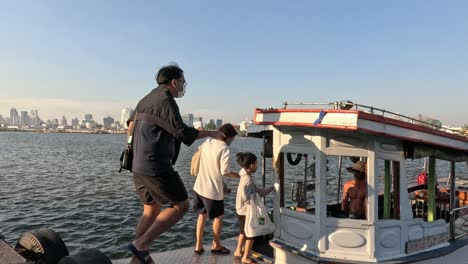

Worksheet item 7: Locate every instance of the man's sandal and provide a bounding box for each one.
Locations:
[128,243,154,264]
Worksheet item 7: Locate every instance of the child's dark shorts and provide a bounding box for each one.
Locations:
[133,170,188,205]
[237,214,253,240]
[192,192,224,219]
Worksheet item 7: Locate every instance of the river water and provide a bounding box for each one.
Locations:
[0,132,466,260]
[0,132,274,260]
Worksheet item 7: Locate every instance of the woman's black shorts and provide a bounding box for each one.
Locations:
[192,192,224,219]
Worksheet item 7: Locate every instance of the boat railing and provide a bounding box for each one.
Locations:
[450,205,468,239]
[282,101,463,135]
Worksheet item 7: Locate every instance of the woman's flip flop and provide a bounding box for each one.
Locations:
[211,245,230,255]
[194,247,205,255]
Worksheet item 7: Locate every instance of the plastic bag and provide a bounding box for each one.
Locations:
[244,193,274,237]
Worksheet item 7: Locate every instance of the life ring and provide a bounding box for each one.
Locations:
[287,153,302,166]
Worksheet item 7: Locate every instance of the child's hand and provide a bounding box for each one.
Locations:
[223,181,231,194]
[269,186,275,193]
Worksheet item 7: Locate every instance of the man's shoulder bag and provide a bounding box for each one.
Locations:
[190,144,203,176]
[119,112,137,173]
[119,146,133,173]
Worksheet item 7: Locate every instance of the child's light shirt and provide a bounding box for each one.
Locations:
[236,168,255,215]
[236,168,274,215]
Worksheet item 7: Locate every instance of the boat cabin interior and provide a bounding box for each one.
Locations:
[250,101,468,263]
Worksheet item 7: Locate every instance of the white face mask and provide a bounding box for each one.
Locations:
[177,82,187,98]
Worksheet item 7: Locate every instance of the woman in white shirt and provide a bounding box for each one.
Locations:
[192,124,240,255]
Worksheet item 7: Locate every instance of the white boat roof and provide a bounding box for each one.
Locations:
[253,101,468,153]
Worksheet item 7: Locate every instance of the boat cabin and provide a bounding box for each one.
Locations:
[252,101,468,263]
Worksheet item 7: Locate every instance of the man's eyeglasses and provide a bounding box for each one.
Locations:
[178,78,187,88]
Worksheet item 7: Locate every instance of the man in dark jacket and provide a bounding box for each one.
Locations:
[127,64,224,264]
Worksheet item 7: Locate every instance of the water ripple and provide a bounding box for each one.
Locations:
[0,133,272,259]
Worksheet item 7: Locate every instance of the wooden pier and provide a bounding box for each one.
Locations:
[113,237,273,264]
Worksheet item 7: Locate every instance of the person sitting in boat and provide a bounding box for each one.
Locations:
[342,161,367,219]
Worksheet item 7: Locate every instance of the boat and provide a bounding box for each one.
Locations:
[250,101,468,263]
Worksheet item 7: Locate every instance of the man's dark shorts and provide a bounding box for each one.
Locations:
[133,170,188,205]
[192,192,224,219]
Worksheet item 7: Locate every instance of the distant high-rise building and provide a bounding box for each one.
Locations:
[193,120,203,129]
[30,110,40,127]
[71,118,79,127]
[416,114,442,128]
[182,114,194,127]
[30,110,38,119]
[61,116,68,126]
[239,120,253,132]
[121,108,133,129]
[216,119,223,128]
[20,111,30,126]
[45,119,59,129]
[0,114,4,125]
[84,114,93,121]
[10,108,19,126]
[103,116,114,129]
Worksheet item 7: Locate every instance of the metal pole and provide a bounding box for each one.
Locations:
[278,153,285,207]
[262,135,266,188]
[450,161,456,239]
[392,161,400,219]
[337,156,342,204]
[303,154,308,209]
[384,160,391,219]
[428,156,436,222]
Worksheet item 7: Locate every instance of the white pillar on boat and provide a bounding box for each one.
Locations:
[399,157,412,221]
[272,128,282,238]
[367,146,377,259]
[316,132,328,253]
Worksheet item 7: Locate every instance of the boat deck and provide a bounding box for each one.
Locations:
[113,237,273,264]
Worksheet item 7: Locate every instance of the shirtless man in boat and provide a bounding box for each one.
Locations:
[341,161,367,219]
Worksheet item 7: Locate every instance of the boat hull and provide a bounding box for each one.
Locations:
[272,237,468,264]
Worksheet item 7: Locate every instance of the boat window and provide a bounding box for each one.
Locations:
[326,155,367,220]
[376,159,401,220]
[284,152,316,214]
[407,158,451,222]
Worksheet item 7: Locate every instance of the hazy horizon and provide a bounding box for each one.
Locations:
[1,1,467,126]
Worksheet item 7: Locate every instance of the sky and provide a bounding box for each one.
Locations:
[0,1,467,126]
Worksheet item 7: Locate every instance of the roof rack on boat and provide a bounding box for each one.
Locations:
[281,101,464,136]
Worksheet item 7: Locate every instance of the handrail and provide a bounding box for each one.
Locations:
[282,101,463,135]
[450,205,468,239]
[450,205,468,215]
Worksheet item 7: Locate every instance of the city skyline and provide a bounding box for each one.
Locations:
[0,98,242,127]
[0,105,228,129]
[1,2,468,127]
